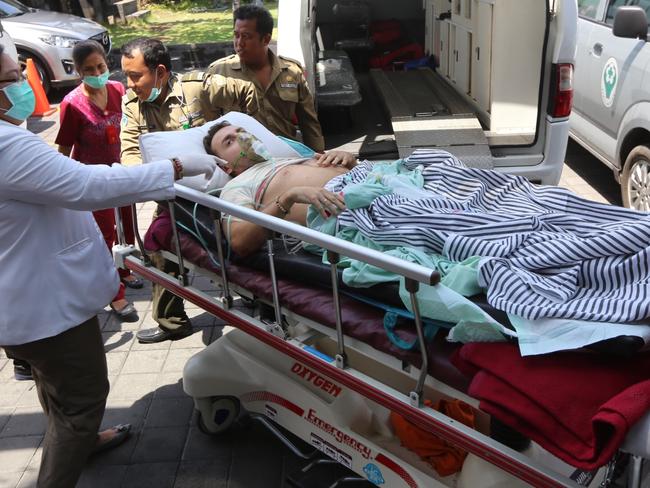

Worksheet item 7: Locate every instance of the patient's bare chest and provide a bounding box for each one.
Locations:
[262,164,345,204]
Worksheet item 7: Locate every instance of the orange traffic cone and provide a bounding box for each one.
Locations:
[26,58,56,117]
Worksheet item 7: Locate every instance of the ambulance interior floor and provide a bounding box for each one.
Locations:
[320,72,399,160]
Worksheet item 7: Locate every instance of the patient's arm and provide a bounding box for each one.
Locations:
[226,186,346,257]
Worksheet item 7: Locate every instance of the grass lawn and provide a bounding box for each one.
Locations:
[106,0,278,48]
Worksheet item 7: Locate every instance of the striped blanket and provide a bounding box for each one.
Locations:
[324,150,650,323]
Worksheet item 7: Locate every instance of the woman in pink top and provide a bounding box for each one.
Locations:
[55,40,139,318]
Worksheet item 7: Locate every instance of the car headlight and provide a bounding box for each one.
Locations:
[39,35,80,48]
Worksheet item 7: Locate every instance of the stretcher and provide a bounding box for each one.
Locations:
[114,183,650,488]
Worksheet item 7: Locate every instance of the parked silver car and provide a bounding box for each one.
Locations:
[0,19,17,60]
[0,0,110,93]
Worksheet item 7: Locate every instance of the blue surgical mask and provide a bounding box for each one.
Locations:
[145,71,161,103]
[83,70,110,89]
[0,80,35,121]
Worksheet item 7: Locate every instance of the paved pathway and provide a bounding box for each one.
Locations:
[0,100,623,488]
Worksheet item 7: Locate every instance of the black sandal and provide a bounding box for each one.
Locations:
[122,276,144,289]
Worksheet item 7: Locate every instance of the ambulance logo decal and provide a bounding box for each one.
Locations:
[363,463,385,485]
[601,58,618,108]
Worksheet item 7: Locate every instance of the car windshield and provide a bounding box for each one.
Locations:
[0,0,29,18]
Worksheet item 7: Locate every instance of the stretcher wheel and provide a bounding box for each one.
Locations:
[197,396,241,435]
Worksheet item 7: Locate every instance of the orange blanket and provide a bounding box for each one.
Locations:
[390,399,476,476]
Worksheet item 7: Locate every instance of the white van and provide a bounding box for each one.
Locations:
[278,0,578,186]
[570,3,650,210]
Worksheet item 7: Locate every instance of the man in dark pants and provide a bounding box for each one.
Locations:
[120,38,258,343]
[4,319,111,485]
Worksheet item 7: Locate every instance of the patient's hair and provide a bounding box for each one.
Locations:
[234,5,274,37]
[72,40,107,71]
[203,121,231,156]
[121,38,171,72]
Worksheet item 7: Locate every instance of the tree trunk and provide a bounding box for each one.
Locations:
[77,0,95,19]
[91,0,104,22]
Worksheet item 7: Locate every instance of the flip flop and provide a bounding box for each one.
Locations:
[92,423,131,454]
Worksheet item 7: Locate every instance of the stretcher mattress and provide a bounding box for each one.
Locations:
[165,199,646,357]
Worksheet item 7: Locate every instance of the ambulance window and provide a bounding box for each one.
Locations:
[578,0,602,19]
[605,0,632,25]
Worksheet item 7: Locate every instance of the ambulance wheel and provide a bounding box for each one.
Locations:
[621,144,650,211]
[197,396,241,435]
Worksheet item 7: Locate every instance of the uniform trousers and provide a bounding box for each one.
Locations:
[150,205,189,331]
[4,317,109,488]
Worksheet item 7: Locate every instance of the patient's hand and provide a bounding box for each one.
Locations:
[314,150,357,169]
[281,186,346,219]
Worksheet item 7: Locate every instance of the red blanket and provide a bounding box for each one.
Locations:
[452,343,650,469]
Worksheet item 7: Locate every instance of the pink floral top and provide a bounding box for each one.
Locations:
[55,80,125,165]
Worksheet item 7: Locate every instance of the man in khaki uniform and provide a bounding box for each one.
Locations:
[208,4,324,152]
[120,37,258,343]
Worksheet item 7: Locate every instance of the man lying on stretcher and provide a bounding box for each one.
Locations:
[195,114,650,354]
[204,121,355,256]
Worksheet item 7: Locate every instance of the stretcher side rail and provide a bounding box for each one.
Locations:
[173,186,440,287]
[116,187,583,488]
[173,186,440,384]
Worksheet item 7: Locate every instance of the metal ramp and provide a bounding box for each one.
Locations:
[370,68,493,169]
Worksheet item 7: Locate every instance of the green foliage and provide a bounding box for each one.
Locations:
[106,1,278,48]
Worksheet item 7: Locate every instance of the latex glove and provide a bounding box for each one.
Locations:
[175,154,218,179]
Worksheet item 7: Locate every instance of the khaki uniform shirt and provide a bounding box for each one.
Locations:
[208,50,324,152]
[120,71,258,166]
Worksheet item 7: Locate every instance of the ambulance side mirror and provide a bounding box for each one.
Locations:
[613,6,648,42]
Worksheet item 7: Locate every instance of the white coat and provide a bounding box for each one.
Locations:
[0,120,175,346]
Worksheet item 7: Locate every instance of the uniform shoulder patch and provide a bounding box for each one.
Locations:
[181,71,207,82]
[278,54,303,68]
[124,89,139,104]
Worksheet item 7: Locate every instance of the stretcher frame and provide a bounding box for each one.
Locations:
[114,185,644,488]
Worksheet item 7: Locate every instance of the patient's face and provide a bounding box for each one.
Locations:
[209,125,256,176]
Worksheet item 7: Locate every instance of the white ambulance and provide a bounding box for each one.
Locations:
[278,0,578,186]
